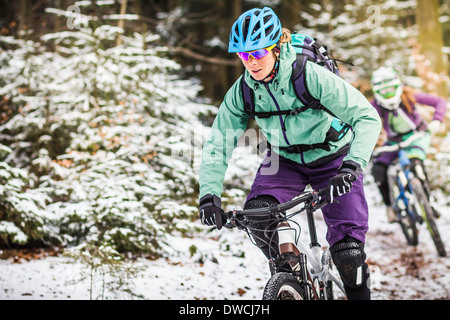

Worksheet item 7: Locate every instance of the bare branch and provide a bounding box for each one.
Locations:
[171,46,240,66]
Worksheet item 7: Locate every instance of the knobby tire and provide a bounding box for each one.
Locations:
[262,272,306,300]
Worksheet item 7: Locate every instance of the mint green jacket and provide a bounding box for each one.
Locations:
[199,42,381,198]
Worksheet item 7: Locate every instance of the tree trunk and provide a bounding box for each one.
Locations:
[18,0,28,38]
[116,0,128,46]
[415,0,448,97]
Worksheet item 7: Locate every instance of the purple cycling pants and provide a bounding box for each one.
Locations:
[245,152,369,246]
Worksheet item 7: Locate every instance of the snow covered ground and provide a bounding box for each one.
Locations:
[0,177,448,300]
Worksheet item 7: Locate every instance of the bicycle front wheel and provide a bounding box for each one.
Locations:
[410,178,447,257]
[262,272,306,300]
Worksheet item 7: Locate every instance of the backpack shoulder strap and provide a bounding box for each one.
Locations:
[291,53,347,120]
[291,54,316,107]
[240,76,256,119]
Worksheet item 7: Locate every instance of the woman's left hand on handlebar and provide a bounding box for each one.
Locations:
[326,161,361,202]
[199,194,224,230]
[327,172,355,202]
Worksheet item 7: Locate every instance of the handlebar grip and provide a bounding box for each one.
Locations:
[317,188,328,197]
[222,211,237,229]
[208,211,228,232]
[221,210,230,220]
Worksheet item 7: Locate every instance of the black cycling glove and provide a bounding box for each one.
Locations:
[199,194,224,230]
[327,160,362,203]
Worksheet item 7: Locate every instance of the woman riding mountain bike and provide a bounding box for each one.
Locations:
[198,7,381,300]
[370,66,447,223]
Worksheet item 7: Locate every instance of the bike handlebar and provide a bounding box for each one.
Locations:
[221,188,329,229]
[372,131,426,157]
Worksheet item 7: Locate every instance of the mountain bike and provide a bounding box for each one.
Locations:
[372,132,446,257]
[222,188,346,300]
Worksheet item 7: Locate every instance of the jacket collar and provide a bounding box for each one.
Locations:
[244,42,297,90]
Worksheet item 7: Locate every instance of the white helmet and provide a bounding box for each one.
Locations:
[371,67,403,110]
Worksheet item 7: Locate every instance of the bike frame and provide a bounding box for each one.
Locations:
[390,150,421,224]
[279,204,346,298]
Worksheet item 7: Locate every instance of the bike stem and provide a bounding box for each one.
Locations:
[307,209,320,248]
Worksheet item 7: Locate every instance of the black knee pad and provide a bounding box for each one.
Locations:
[244,195,279,251]
[330,237,370,291]
[372,162,387,185]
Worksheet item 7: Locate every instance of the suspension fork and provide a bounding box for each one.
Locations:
[298,253,321,300]
[298,254,311,300]
[306,208,322,300]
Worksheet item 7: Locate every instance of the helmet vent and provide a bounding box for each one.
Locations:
[253,21,261,34]
[271,29,280,41]
[234,24,239,38]
[242,16,250,40]
[265,25,274,37]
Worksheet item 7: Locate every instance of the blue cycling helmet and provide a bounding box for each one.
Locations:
[228,7,282,53]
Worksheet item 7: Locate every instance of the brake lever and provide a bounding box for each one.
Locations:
[306,190,337,212]
[304,192,319,212]
[208,210,240,232]
[208,221,237,232]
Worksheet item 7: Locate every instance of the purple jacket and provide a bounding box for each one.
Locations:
[371,92,447,141]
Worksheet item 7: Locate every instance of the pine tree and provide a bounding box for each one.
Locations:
[0,5,216,256]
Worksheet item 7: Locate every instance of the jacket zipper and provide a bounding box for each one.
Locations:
[264,83,291,145]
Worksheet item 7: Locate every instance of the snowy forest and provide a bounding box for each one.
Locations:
[0,0,449,300]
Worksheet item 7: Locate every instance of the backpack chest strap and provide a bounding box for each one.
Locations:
[247,106,310,119]
[278,142,331,153]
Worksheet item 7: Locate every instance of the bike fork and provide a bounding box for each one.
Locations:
[298,253,311,300]
[269,259,277,276]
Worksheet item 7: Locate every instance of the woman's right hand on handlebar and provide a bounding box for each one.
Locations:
[199,194,224,230]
